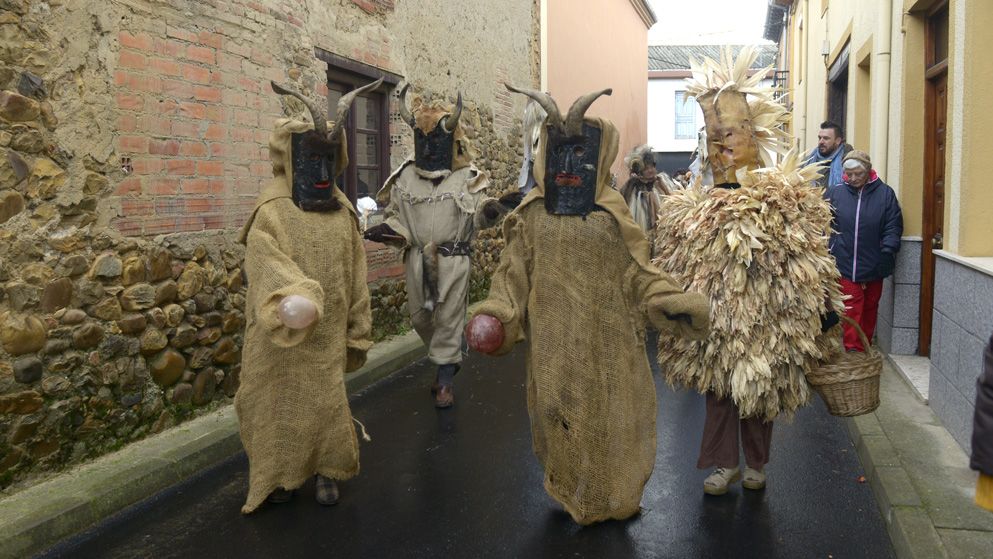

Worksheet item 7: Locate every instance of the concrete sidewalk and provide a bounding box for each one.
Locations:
[845,359,993,559]
[0,331,426,559]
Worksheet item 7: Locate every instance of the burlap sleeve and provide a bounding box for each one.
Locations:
[244,204,325,348]
[382,188,412,244]
[634,263,710,341]
[470,212,530,355]
[346,226,374,372]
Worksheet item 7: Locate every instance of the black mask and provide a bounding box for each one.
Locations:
[414,124,455,172]
[291,131,340,212]
[543,122,601,215]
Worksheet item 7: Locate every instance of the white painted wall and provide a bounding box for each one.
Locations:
[647,77,701,152]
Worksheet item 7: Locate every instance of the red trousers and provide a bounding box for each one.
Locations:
[697,392,774,470]
[839,278,884,352]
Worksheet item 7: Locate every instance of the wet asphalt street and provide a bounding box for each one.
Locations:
[39,337,895,559]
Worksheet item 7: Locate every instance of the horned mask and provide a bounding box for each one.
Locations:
[397,84,464,173]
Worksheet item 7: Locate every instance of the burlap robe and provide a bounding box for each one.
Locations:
[473,117,701,525]
[236,119,373,514]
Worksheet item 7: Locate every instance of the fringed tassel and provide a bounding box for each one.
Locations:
[353,417,372,442]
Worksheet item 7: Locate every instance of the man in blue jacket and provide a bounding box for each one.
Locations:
[825,150,903,352]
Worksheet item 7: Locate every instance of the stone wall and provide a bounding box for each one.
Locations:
[877,237,923,355]
[0,0,534,491]
[928,254,993,454]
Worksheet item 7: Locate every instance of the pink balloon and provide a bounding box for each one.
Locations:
[466,314,505,354]
[277,295,318,329]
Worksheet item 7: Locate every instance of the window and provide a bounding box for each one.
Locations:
[317,48,401,206]
[674,91,697,139]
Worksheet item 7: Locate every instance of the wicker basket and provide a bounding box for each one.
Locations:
[806,315,883,417]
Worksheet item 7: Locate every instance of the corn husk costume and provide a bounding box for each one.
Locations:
[471,86,710,525]
[654,48,843,421]
[373,86,502,405]
[235,81,378,513]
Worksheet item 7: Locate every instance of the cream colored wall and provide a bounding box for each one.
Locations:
[546,0,649,181]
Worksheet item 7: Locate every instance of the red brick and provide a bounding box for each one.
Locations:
[250,162,270,176]
[217,52,243,72]
[115,71,161,93]
[255,129,270,144]
[153,99,179,115]
[174,215,206,232]
[162,79,194,99]
[185,45,216,65]
[181,178,210,194]
[178,102,206,119]
[249,48,272,66]
[121,198,154,216]
[111,217,143,236]
[198,31,224,49]
[155,38,184,58]
[184,198,219,213]
[237,76,260,93]
[146,178,181,195]
[166,27,198,43]
[193,86,222,103]
[144,216,180,235]
[117,135,149,153]
[209,143,228,158]
[205,105,226,122]
[148,139,180,156]
[227,163,249,177]
[137,115,172,136]
[171,120,199,138]
[114,177,143,195]
[221,89,245,107]
[119,50,147,70]
[197,161,225,176]
[247,2,268,15]
[209,179,227,194]
[224,41,251,58]
[180,141,208,157]
[202,214,225,230]
[180,63,211,84]
[115,93,144,111]
[149,57,182,76]
[131,158,164,175]
[154,197,183,215]
[232,109,257,127]
[116,114,137,132]
[230,126,253,142]
[166,159,196,175]
[119,31,153,51]
[205,124,228,141]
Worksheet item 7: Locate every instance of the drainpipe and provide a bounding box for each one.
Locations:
[871,0,893,179]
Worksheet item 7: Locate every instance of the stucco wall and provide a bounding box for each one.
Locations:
[545,0,650,181]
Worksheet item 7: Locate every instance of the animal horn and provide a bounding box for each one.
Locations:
[564,88,612,137]
[398,83,416,127]
[504,83,563,132]
[328,77,385,141]
[271,81,328,137]
[441,92,463,133]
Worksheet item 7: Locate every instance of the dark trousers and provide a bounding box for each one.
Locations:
[697,392,774,470]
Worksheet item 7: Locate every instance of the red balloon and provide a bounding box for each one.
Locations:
[466,314,505,354]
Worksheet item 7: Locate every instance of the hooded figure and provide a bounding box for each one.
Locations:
[364,85,517,408]
[620,144,673,249]
[236,79,380,513]
[653,48,843,496]
[466,85,710,525]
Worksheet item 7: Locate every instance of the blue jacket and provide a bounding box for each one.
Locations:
[825,175,903,282]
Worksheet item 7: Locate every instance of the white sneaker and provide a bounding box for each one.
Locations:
[743,467,766,490]
[703,466,741,495]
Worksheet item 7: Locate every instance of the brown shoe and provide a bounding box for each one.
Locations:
[267,487,293,503]
[315,475,339,506]
[434,384,454,408]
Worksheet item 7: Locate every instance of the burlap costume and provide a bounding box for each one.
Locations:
[654,49,843,421]
[473,115,709,525]
[236,118,373,514]
[376,102,497,365]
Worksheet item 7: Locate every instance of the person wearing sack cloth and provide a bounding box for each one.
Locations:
[653,47,845,496]
[466,85,711,525]
[235,79,379,513]
[972,332,993,511]
[364,85,519,408]
[824,149,904,352]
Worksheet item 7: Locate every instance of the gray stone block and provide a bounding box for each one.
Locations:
[891,327,919,355]
[963,269,993,339]
[894,240,922,285]
[954,332,985,404]
[893,283,920,328]
[879,277,895,322]
[929,310,942,358]
[877,319,894,353]
[934,313,960,375]
[933,257,956,314]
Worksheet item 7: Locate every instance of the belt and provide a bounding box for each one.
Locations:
[436,241,471,257]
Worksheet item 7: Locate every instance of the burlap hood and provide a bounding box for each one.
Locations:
[239,118,357,243]
[515,116,654,272]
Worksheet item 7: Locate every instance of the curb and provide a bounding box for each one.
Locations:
[0,331,426,559]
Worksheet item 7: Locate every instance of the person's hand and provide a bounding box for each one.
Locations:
[498,191,524,209]
[277,295,318,329]
[820,310,840,333]
[876,252,896,278]
[648,292,710,340]
[364,223,403,244]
